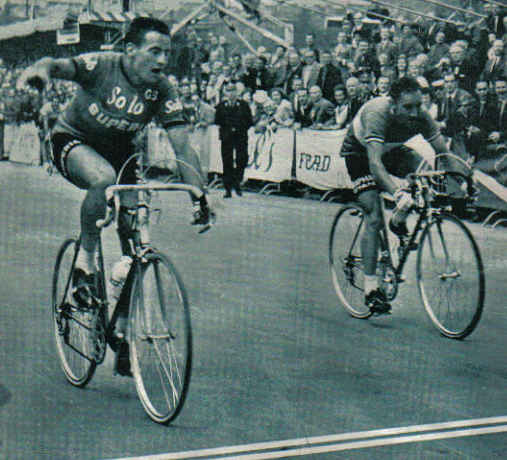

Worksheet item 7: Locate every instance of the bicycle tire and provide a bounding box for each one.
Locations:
[129,251,192,424]
[416,212,485,339]
[329,204,373,319]
[52,238,98,386]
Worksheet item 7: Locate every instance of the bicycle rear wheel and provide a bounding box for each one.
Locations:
[329,204,372,319]
[52,239,99,386]
[417,212,485,339]
[129,251,192,424]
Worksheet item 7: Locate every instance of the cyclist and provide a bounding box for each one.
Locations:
[340,77,450,315]
[17,18,214,307]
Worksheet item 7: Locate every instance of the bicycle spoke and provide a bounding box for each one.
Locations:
[417,213,484,339]
[129,252,192,424]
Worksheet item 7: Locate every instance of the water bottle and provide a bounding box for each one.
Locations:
[109,256,133,305]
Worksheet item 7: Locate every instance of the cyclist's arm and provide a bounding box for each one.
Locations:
[366,140,398,196]
[17,57,76,90]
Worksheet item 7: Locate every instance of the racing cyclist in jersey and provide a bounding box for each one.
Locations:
[17,17,214,308]
[341,77,451,315]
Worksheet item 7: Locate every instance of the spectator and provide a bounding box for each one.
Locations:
[253,55,273,91]
[334,31,353,72]
[345,76,367,120]
[376,27,397,66]
[440,73,472,137]
[396,55,409,79]
[308,85,335,129]
[293,87,313,129]
[241,55,258,92]
[427,31,450,69]
[301,49,320,90]
[284,52,303,95]
[491,76,507,145]
[399,24,425,58]
[301,32,320,62]
[374,75,391,97]
[481,39,506,85]
[448,42,479,93]
[317,51,343,102]
[270,46,289,88]
[208,34,225,64]
[408,59,429,88]
[420,86,439,120]
[269,87,294,127]
[230,53,245,82]
[214,82,253,198]
[332,84,349,129]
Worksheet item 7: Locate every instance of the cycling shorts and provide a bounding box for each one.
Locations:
[51,132,137,185]
[344,145,423,195]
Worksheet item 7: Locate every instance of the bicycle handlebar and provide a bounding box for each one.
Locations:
[96,182,205,229]
[406,169,476,200]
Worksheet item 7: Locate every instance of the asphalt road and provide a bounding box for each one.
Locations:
[0,162,506,460]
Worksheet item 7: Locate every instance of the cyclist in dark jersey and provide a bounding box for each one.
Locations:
[17,18,213,306]
[341,77,450,314]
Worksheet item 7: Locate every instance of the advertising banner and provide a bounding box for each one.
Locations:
[208,126,294,183]
[294,128,350,190]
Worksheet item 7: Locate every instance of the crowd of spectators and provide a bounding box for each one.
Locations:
[1,3,506,166]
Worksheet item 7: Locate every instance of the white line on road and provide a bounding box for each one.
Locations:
[111,416,507,460]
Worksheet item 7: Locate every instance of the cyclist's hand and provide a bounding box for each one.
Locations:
[393,188,414,212]
[17,66,51,92]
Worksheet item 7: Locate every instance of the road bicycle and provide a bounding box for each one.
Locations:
[329,157,485,339]
[51,154,202,424]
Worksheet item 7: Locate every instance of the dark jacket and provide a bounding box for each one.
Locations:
[214,98,253,141]
[316,64,343,102]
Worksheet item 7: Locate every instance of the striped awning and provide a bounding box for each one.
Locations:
[78,10,150,24]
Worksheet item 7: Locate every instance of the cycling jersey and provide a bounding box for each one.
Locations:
[53,52,185,150]
[340,96,440,157]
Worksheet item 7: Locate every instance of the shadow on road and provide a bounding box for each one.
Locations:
[0,383,12,408]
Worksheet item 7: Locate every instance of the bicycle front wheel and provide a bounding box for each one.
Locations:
[329,204,372,319]
[52,239,98,386]
[129,251,192,424]
[417,213,485,339]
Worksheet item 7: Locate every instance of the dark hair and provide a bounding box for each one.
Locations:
[390,77,422,101]
[124,17,170,46]
[495,76,507,85]
[334,84,346,93]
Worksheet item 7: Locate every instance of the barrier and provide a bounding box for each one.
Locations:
[146,124,507,213]
[4,122,40,165]
[294,128,351,190]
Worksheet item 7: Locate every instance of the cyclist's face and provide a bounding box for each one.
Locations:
[128,31,170,86]
[395,91,423,122]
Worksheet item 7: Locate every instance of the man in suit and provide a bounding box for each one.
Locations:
[316,51,343,102]
[301,50,321,90]
[481,39,506,85]
[308,85,335,129]
[283,52,303,95]
[440,73,472,137]
[449,43,479,93]
[214,82,254,197]
[293,87,313,129]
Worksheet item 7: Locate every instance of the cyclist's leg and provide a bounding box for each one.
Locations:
[344,152,390,312]
[166,124,213,226]
[65,144,116,271]
[357,189,382,289]
[165,124,205,198]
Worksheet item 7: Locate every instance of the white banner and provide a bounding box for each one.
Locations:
[4,122,40,165]
[208,126,294,183]
[295,128,350,190]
